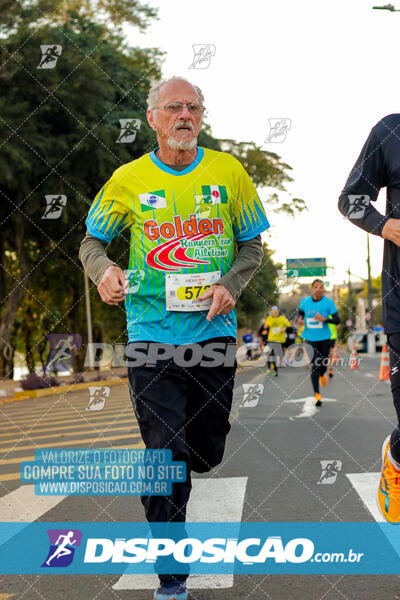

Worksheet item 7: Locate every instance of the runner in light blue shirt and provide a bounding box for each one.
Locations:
[298,279,340,406]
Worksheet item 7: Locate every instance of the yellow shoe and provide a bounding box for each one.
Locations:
[377,436,400,523]
[319,374,327,387]
[315,393,322,407]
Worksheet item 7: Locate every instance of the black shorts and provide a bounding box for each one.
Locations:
[126,337,237,510]
[125,337,237,584]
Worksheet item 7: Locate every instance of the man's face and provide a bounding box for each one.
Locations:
[271,308,279,318]
[312,281,324,300]
[147,80,203,150]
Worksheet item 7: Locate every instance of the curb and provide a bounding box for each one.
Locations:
[1,378,127,405]
[2,362,260,405]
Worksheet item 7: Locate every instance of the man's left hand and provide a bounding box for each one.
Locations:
[314,312,327,322]
[197,284,235,321]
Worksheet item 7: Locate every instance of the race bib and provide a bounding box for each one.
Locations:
[271,327,281,334]
[165,271,221,312]
[306,317,323,329]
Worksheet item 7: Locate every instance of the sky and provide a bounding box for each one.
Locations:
[127,0,400,286]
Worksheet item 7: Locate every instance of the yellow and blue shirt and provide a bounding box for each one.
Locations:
[85,147,270,343]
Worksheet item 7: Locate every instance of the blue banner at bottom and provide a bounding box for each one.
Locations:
[0,522,399,574]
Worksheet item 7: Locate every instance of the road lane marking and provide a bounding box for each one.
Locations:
[0,417,139,438]
[0,425,140,445]
[346,472,383,522]
[0,442,146,480]
[113,476,248,591]
[284,396,337,419]
[0,440,145,467]
[347,470,400,562]
[0,484,66,521]
[1,406,133,425]
[0,433,143,455]
[0,484,67,546]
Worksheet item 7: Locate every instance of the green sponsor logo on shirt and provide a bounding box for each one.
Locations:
[139,190,166,211]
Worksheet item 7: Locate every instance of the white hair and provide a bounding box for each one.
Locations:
[146,76,204,111]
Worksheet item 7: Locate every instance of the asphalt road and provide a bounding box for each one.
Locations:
[1,351,399,600]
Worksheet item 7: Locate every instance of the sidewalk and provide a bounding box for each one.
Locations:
[0,367,128,402]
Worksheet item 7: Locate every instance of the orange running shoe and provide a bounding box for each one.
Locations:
[377,436,400,523]
[315,393,322,407]
[319,374,327,387]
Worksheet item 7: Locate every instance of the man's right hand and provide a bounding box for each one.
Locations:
[382,218,400,246]
[97,265,128,305]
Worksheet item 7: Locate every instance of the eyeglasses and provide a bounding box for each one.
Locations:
[154,102,205,115]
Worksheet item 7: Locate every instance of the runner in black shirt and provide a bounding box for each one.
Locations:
[339,113,400,522]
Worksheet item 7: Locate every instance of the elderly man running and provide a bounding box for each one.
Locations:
[80,76,270,599]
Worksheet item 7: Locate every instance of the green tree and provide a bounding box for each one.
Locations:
[0,5,161,377]
[236,243,280,329]
[218,139,307,215]
[0,1,306,378]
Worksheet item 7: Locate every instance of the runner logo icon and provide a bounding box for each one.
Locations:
[317,460,342,485]
[41,529,82,567]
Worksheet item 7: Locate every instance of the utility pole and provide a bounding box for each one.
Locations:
[366,234,374,330]
[347,265,353,330]
[84,271,94,369]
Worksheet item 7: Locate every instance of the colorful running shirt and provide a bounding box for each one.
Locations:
[264,315,291,343]
[85,146,270,344]
[299,296,337,342]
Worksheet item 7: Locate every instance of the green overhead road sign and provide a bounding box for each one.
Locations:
[286,257,327,277]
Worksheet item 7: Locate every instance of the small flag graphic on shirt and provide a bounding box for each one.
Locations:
[139,190,166,211]
[201,185,228,204]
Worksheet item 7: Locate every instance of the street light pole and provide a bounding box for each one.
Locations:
[366,234,374,330]
[84,270,94,369]
[373,4,400,11]
[347,265,353,330]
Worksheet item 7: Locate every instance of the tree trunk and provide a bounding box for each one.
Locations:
[24,323,35,373]
[0,214,29,378]
[66,277,85,372]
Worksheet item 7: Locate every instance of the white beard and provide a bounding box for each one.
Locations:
[167,137,197,151]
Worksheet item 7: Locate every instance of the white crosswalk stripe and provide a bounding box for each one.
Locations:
[112,476,248,591]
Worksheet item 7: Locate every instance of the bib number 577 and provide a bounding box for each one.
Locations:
[177,284,212,300]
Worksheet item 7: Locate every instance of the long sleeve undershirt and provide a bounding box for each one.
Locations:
[79,232,264,301]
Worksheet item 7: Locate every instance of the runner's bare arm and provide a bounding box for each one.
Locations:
[297,309,305,328]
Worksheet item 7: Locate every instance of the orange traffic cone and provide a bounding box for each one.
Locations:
[332,344,340,365]
[379,344,390,381]
[349,341,359,371]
